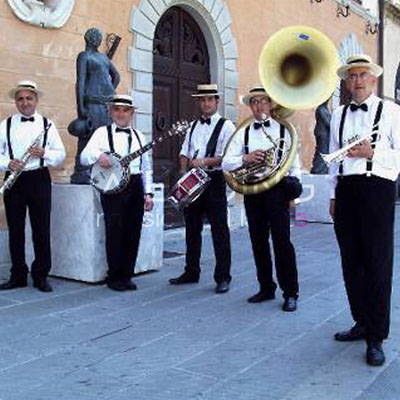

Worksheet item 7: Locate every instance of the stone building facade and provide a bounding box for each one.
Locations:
[0,0,379,228]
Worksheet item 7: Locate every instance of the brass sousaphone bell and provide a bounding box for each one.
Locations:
[223,25,340,195]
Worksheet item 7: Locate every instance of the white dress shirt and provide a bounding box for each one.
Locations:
[329,94,400,198]
[221,117,301,179]
[0,112,65,171]
[180,112,235,170]
[80,123,153,193]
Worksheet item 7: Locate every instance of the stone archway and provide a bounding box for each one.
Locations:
[129,0,239,138]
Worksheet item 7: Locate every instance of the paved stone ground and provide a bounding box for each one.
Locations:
[0,206,400,400]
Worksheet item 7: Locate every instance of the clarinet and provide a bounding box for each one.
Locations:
[0,122,52,195]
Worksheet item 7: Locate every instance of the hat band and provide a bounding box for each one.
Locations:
[249,88,266,93]
[196,89,218,95]
[111,98,133,106]
[348,59,371,65]
[18,84,36,90]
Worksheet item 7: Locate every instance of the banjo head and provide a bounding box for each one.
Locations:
[90,153,127,194]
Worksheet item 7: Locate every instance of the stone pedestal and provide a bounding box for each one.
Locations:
[296,174,333,223]
[0,183,164,282]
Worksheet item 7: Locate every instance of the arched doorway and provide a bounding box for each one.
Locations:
[152,6,210,228]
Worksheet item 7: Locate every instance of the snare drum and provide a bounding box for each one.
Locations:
[168,168,211,210]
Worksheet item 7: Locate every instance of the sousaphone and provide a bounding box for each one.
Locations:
[223,25,340,195]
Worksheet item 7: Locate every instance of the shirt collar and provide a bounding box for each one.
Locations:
[113,122,132,130]
[350,93,378,107]
[201,111,221,122]
[17,111,39,119]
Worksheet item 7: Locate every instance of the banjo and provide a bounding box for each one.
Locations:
[90,120,190,194]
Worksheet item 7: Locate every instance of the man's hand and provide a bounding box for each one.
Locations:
[99,153,112,168]
[28,146,45,158]
[144,195,154,211]
[329,199,335,218]
[243,150,265,164]
[8,159,23,171]
[189,158,206,168]
[347,140,374,159]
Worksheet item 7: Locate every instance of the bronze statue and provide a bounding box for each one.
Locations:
[311,99,331,174]
[69,27,120,184]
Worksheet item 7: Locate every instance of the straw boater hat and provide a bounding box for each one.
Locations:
[191,83,222,97]
[242,85,270,106]
[337,54,383,80]
[9,80,42,99]
[108,94,137,109]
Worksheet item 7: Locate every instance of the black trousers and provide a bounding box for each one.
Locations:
[334,175,396,341]
[100,175,144,283]
[244,183,299,298]
[184,171,231,283]
[4,168,52,282]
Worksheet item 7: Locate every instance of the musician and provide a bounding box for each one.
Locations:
[222,85,301,311]
[329,55,400,366]
[0,80,66,292]
[80,94,153,291]
[169,84,234,294]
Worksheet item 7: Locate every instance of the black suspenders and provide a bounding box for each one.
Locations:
[338,101,383,176]
[6,116,49,168]
[366,101,383,175]
[107,125,143,170]
[188,118,226,159]
[338,105,350,175]
[244,122,285,162]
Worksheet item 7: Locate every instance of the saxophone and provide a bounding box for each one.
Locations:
[0,123,52,195]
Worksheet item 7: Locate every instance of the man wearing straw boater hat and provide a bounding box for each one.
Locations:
[222,85,301,312]
[168,84,235,294]
[0,80,66,292]
[329,54,400,366]
[81,94,154,291]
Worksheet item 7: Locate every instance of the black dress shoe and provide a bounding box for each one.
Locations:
[334,323,366,342]
[0,279,27,290]
[124,280,137,291]
[282,297,297,312]
[169,272,199,285]
[106,281,127,291]
[216,281,230,294]
[366,341,385,366]
[247,291,275,303]
[33,280,53,293]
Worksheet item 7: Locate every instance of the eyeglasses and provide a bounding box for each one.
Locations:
[347,72,371,82]
[250,98,270,106]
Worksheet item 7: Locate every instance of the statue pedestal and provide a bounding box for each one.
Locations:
[296,174,333,224]
[2,183,164,283]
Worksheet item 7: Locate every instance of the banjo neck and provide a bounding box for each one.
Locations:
[119,126,185,167]
[120,141,154,167]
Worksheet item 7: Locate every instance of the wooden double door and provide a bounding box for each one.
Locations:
[152,6,210,228]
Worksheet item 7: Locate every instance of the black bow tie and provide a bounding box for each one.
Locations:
[21,116,35,122]
[199,117,211,125]
[116,127,131,134]
[254,120,270,130]
[350,103,368,112]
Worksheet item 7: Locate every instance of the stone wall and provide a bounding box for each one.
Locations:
[0,0,378,229]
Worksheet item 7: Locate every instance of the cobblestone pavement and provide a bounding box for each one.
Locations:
[0,206,399,400]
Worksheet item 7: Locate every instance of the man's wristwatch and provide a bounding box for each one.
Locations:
[145,192,154,198]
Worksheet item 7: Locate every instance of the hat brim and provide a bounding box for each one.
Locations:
[192,92,222,97]
[9,88,42,99]
[108,102,137,109]
[337,62,383,80]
